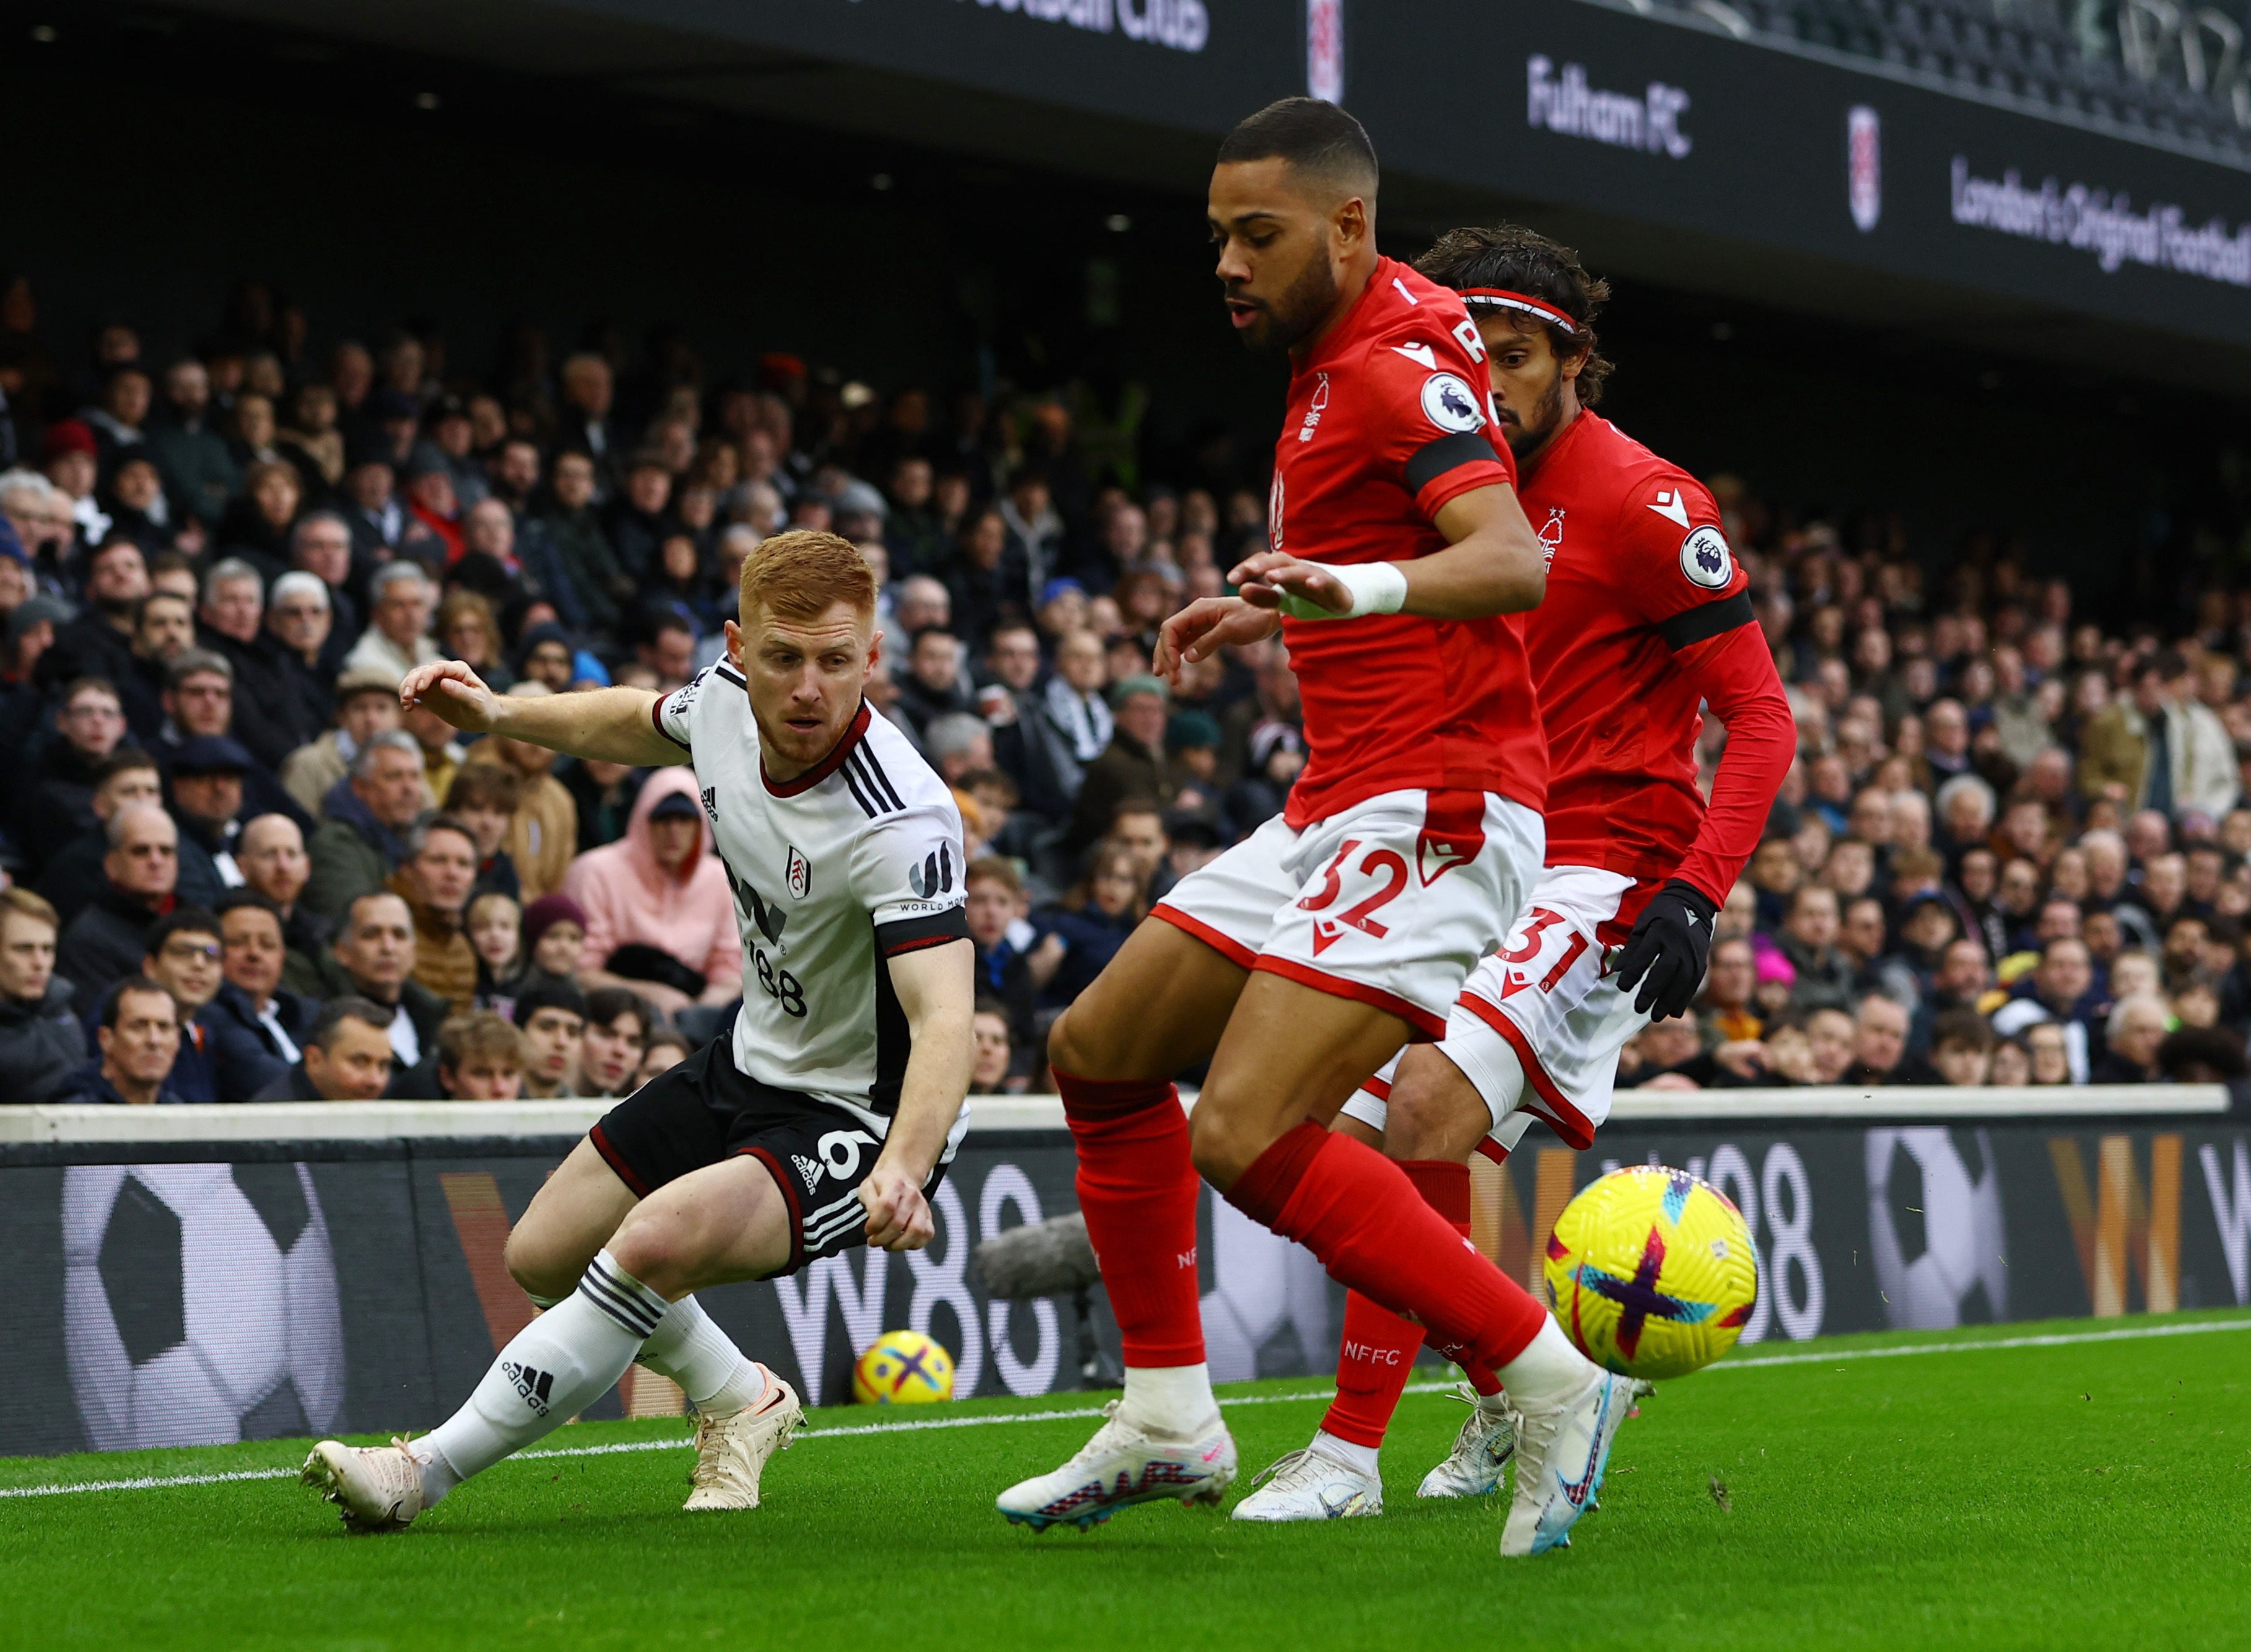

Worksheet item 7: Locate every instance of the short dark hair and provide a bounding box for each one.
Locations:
[307,995,393,1052]
[512,979,588,1029]
[1930,1008,1996,1054]
[100,974,175,1031]
[1415,223,1616,406]
[145,907,222,959]
[1214,97,1378,200]
[584,986,651,1041]
[214,889,284,927]
[444,763,520,815]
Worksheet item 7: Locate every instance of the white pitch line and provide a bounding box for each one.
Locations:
[5,1317,2244,1501]
[1707,1315,2251,1371]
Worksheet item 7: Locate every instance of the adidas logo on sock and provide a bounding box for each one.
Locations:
[504,1360,556,1416]
[792,1153,823,1188]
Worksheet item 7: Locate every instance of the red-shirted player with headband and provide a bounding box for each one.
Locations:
[996,103,1641,1560]
[1232,224,1797,1524]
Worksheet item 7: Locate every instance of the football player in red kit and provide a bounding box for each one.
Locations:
[996,105,1639,1559]
[1232,224,1797,1523]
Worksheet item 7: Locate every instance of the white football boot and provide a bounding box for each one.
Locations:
[683,1369,803,1511]
[1230,1444,1383,1522]
[1416,1382,1517,1499]
[996,1400,1237,1531]
[1499,1369,1633,1557]
[302,1437,428,1533]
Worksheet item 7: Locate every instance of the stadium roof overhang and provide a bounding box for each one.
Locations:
[168,0,2251,395]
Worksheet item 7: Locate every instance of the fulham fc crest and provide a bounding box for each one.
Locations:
[786,845,812,900]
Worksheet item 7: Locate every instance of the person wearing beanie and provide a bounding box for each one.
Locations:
[516,891,590,998]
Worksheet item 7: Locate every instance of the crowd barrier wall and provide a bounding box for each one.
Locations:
[1,1088,2243,1456]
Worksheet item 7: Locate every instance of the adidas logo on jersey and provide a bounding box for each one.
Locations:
[504,1361,555,1416]
[792,1153,823,1190]
[700,786,719,826]
[908,844,955,900]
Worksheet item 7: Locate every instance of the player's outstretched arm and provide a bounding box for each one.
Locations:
[859,936,975,1252]
[1154,595,1281,680]
[398,660,686,767]
[1230,482,1547,623]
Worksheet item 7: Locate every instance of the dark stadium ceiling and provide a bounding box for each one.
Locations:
[28,0,2251,396]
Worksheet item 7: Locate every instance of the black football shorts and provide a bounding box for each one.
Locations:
[587,1034,946,1276]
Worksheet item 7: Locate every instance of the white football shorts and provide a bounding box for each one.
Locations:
[1151,788,1542,1041]
[1339,864,1656,1157]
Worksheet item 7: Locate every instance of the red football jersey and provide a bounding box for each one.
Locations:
[1517,411,1759,884]
[1268,257,1542,827]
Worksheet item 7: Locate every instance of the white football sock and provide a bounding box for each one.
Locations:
[1117,1362,1218,1433]
[416,1250,666,1503]
[635,1294,768,1415]
[1310,1430,1380,1476]
[1496,1315,1594,1407]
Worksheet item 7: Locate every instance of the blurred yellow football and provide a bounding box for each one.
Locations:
[1543,1165,1758,1381]
[851,1329,956,1404]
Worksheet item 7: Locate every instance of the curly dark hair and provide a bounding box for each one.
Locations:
[1413,224,1615,406]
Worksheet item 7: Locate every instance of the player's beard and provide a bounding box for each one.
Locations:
[1500,370,1569,459]
[1237,253,1341,355]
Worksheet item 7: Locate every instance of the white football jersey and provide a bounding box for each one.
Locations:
[654,664,968,1136]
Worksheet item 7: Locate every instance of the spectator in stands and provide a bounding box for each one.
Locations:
[342,561,439,682]
[460,682,577,900]
[40,542,144,692]
[535,449,629,633]
[36,750,163,925]
[118,589,195,739]
[264,571,337,740]
[972,998,1017,1094]
[1065,675,1174,856]
[165,734,255,907]
[280,668,400,816]
[562,771,739,1017]
[304,729,424,923]
[235,812,328,995]
[0,888,83,1107]
[2091,992,2170,1083]
[64,976,185,1107]
[1990,936,2102,1084]
[635,1027,692,1089]
[139,907,225,1104]
[436,1010,524,1101]
[21,675,133,873]
[1928,1008,1998,1087]
[1777,884,1855,1013]
[1030,841,1145,1009]
[199,890,312,1103]
[467,892,525,1013]
[56,802,178,1014]
[255,996,397,1103]
[964,856,1037,1053]
[389,814,480,1012]
[517,893,589,996]
[1701,935,1762,1043]
[1042,628,1113,768]
[443,762,522,899]
[147,356,238,527]
[575,986,649,1099]
[512,980,587,1099]
[315,890,445,1092]
[1105,800,1174,903]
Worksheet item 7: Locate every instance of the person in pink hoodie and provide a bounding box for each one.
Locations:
[563,766,741,1017]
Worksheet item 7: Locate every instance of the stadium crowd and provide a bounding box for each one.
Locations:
[0,273,2247,1109]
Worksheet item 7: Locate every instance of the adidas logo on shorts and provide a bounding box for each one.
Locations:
[504,1361,556,1416]
[793,1153,824,1189]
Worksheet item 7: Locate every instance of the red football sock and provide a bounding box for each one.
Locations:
[1321,1161,1467,1448]
[1057,1071,1205,1368]
[1231,1125,1547,1377]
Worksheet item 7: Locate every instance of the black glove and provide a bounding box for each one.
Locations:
[1614,879,1719,1019]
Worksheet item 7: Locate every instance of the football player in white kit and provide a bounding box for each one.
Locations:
[303,530,975,1531]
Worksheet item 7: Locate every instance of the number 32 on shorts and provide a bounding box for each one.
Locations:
[1297,838,1409,951]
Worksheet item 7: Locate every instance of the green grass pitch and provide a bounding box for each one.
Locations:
[4,1310,2247,1651]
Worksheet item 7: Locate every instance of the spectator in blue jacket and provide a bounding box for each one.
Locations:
[1030,840,1146,1010]
[198,891,315,1103]
[0,887,83,1107]
[62,975,185,1106]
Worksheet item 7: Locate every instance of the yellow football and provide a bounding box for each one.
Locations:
[851,1329,956,1404]
[1543,1165,1758,1381]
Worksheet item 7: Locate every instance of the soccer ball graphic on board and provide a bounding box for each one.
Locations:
[61,1162,345,1450]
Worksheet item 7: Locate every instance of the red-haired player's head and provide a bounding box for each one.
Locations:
[722,529,881,772]
[1415,224,1617,463]
[1208,97,1381,358]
